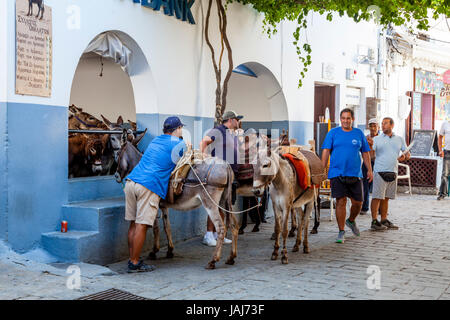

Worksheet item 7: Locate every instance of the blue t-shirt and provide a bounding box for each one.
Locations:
[127,134,186,199]
[322,127,370,179]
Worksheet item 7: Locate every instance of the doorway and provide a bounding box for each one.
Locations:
[314,83,336,142]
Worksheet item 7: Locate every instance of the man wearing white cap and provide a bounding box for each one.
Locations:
[361,118,380,214]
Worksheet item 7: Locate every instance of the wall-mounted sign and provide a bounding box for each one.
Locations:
[322,63,335,80]
[345,87,361,105]
[133,0,196,24]
[15,0,52,97]
[412,92,422,130]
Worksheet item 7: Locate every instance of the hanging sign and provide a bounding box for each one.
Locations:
[15,0,52,97]
[133,0,196,24]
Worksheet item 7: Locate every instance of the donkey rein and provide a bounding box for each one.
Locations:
[187,162,261,214]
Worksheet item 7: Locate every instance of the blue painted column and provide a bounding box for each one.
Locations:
[5,102,68,252]
[0,102,7,241]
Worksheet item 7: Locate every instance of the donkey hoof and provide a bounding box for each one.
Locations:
[148,252,157,260]
[303,247,310,254]
[166,251,174,259]
[270,233,276,240]
[206,262,216,270]
[310,229,318,234]
[288,230,296,238]
[281,256,289,264]
[225,258,235,265]
[271,254,278,261]
[292,246,299,253]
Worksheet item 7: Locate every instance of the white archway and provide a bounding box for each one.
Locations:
[227,62,289,134]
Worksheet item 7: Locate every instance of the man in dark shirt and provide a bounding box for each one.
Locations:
[199,110,243,246]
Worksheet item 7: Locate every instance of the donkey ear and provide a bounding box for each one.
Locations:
[101,115,113,129]
[116,116,124,126]
[132,128,147,147]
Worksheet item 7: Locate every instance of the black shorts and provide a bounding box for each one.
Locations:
[330,177,363,202]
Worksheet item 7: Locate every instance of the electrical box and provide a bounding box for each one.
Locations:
[346,68,357,80]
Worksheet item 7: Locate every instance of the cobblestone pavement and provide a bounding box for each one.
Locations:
[1,194,449,300]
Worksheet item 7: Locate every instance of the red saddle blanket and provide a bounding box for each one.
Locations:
[283,153,310,190]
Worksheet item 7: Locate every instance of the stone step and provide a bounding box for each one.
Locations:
[41,231,100,263]
[41,197,133,265]
[61,197,125,232]
[68,176,124,203]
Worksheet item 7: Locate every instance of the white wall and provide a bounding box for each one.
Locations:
[69,56,136,122]
[4,0,380,126]
[227,73,271,122]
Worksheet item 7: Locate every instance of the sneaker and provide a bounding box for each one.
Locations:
[202,235,217,247]
[127,260,155,273]
[345,219,360,236]
[213,232,232,245]
[335,230,345,243]
[360,210,368,215]
[371,220,387,231]
[381,219,399,230]
[437,194,445,201]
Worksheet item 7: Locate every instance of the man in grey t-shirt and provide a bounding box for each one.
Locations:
[370,117,410,231]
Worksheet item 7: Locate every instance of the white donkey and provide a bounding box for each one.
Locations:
[252,138,324,264]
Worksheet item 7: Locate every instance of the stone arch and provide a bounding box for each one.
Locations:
[227,61,289,135]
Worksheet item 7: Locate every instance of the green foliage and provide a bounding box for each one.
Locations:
[227,0,450,87]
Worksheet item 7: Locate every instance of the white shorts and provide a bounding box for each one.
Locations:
[372,172,397,200]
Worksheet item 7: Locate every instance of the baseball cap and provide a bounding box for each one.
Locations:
[222,110,244,121]
[368,118,379,125]
[163,116,186,132]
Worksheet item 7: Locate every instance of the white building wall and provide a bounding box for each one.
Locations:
[4,0,380,127]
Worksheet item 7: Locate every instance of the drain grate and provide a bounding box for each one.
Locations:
[76,288,149,300]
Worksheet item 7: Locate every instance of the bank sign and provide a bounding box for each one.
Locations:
[133,0,196,24]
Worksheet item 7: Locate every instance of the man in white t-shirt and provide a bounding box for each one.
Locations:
[437,120,450,200]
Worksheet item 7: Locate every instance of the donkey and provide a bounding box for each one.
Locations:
[252,138,323,264]
[27,0,44,20]
[114,134,239,270]
[69,105,105,130]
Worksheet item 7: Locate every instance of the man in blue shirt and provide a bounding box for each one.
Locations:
[321,108,373,243]
[370,117,410,231]
[125,116,186,272]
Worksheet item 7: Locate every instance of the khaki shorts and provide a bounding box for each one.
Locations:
[372,172,397,200]
[124,180,160,226]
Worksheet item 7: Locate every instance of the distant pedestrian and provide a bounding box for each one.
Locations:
[361,118,380,215]
[437,120,450,200]
[370,117,410,231]
[321,108,373,243]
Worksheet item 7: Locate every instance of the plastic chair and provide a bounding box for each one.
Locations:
[319,179,334,221]
[397,163,412,196]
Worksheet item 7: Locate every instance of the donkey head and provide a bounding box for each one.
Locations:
[252,136,279,196]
